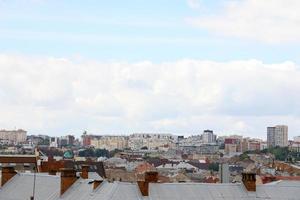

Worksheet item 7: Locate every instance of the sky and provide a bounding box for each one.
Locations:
[0,0,300,139]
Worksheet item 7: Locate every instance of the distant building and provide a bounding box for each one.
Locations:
[50,137,60,148]
[180,144,219,155]
[90,136,128,151]
[267,125,288,148]
[0,129,27,143]
[202,130,216,144]
[294,136,300,143]
[241,138,262,152]
[60,135,75,147]
[260,141,268,150]
[128,133,175,151]
[81,133,101,147]
[224,136,243,155]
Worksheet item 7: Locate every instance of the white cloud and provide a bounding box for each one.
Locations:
[0,54,300,138]
[187,0,202,9]
[187,0,300,43]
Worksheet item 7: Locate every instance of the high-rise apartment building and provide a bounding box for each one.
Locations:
[202,130,216,144]
[267,125,288,148]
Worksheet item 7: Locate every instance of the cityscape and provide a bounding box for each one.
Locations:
[1,0,300,199]
[0,125,300,199]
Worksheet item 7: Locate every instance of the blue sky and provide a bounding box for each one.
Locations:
[0,0,299,63]
[0,0,300,138]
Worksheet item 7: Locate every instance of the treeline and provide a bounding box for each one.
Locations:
[261,147,300,162]
[245,147,300,162]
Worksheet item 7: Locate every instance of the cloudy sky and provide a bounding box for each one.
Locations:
[0,0,300,138]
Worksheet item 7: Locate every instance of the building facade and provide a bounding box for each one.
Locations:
[202,130,217,144]
[267,125,288,148]
[0,129,27,143]
[128,133,176,150]
[90,136,128,151]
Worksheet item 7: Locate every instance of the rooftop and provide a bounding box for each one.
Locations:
[0,172,300,200]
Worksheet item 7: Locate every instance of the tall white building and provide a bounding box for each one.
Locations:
[267,125,288,147]
[202,130,216,144]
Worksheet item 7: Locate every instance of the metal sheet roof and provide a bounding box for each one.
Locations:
[91,181,143,200]
[1,173,300,200]
[148,182,300,200]
[0,173,60,200]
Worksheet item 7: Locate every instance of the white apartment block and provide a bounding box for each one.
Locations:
[128,133,176,150]
[202,130,217,144]
[90,136,128,151]
[0,129,27,143]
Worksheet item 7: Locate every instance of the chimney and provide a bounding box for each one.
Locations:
[242,172,256,192]
[138,171,158,196]
[93,180,103,190]
[80,165,89,179]
[60,168,77,196]
[1,166,17,186]
[48,156,57,175]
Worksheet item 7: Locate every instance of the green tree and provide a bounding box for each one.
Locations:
[239,152,250,160]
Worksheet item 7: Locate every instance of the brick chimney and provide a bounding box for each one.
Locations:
[60,168,77,196]
[1,166,17,186]
[138,171,158,196]
[80,165,89,179]
[242,172,256,192]
[48,156,57,175]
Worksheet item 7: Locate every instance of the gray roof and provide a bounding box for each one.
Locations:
[0,173,60,200]
[148,182,300,200]
[89,181,143,200]
[88,172,103,180]
[256,182,300,200]
[1,173,300,200]
[50,178,142,200]
[74,172,103,180]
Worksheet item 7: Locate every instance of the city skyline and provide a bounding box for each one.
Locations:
[1,1,300,138]
[2,125,293,141]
